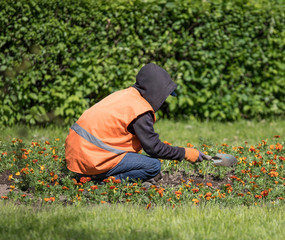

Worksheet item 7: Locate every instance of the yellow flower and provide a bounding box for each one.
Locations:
[15,172,20,176]
[8,175,13,181]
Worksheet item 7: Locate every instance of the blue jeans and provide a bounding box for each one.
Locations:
[93,152,161,182]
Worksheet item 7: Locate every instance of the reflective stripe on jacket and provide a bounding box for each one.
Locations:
[65,87,155,175]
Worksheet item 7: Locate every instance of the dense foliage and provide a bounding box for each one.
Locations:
[1,0,285,125]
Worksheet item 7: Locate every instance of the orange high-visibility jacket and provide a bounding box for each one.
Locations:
[65,87,156,175]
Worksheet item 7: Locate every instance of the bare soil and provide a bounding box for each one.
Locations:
[146,169,234,188]
[0,170,12,197]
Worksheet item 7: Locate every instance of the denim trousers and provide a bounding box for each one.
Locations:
[91,152,161,182]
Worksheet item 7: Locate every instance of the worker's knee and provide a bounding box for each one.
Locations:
[149,159,161,177]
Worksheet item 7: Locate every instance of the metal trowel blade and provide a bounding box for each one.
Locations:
[210,154,237,167]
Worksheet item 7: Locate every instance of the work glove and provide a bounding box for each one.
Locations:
[197,151,212,162]
[184,148,211,163]
[184,148,199,163]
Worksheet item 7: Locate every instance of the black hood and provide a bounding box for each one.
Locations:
[133,63,177,112]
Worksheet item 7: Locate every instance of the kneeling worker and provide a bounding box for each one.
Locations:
[65,63,209,182]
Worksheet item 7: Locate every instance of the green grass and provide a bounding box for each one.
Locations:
[1,119,284,146]
[155,119,285,146]
[0,202,284,240]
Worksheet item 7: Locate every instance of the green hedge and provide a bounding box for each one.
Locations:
[1,0,285,125]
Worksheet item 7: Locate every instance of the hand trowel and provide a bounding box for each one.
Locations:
[207,153,237,167]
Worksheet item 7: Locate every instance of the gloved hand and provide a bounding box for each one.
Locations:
[197,151,212,162]
[184,148,199,163]
[184,148,211,163]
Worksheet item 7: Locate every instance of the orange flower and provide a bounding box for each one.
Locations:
[249,147,257,152]
[157,188,165,197]
[125,193,132,196]
[187,143,194,147]
[62,186,69,190]
[101,201,106,204]
[205,192,212,200]
[260,167,267,173]
[80,177,87,184]
[192,198,199,204]
[191,188,199,193]
[205,192,212,198]
[255,195,262,199]
[206,182,213,187]
[261,190,269,197]
[146,203,151,209]
[225,184,233,193]
[109,185,116,190]
[275,143,283,151]
[164,141,172,145]
[50,197,55,202]
[269,171,279,177]
[1,196,8,199]
[90,185,98,190]
[78,189,84,193]
[51,175,58,182]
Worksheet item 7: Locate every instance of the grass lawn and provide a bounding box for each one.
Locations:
[1,119,285,146]
[1,202,284,240]
[0,119,284,240]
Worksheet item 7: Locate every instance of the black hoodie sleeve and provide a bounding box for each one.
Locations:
[128,111,185,160]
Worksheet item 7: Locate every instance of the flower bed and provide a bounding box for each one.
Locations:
[0,136,284,207]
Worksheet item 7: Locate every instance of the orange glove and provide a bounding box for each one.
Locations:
[184,148,199,163]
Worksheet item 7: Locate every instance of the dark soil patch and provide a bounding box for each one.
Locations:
[0,170,12,197]
[0,170,12,185]
[154,169,234,188]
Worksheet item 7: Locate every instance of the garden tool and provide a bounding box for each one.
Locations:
[207,153,237,167]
